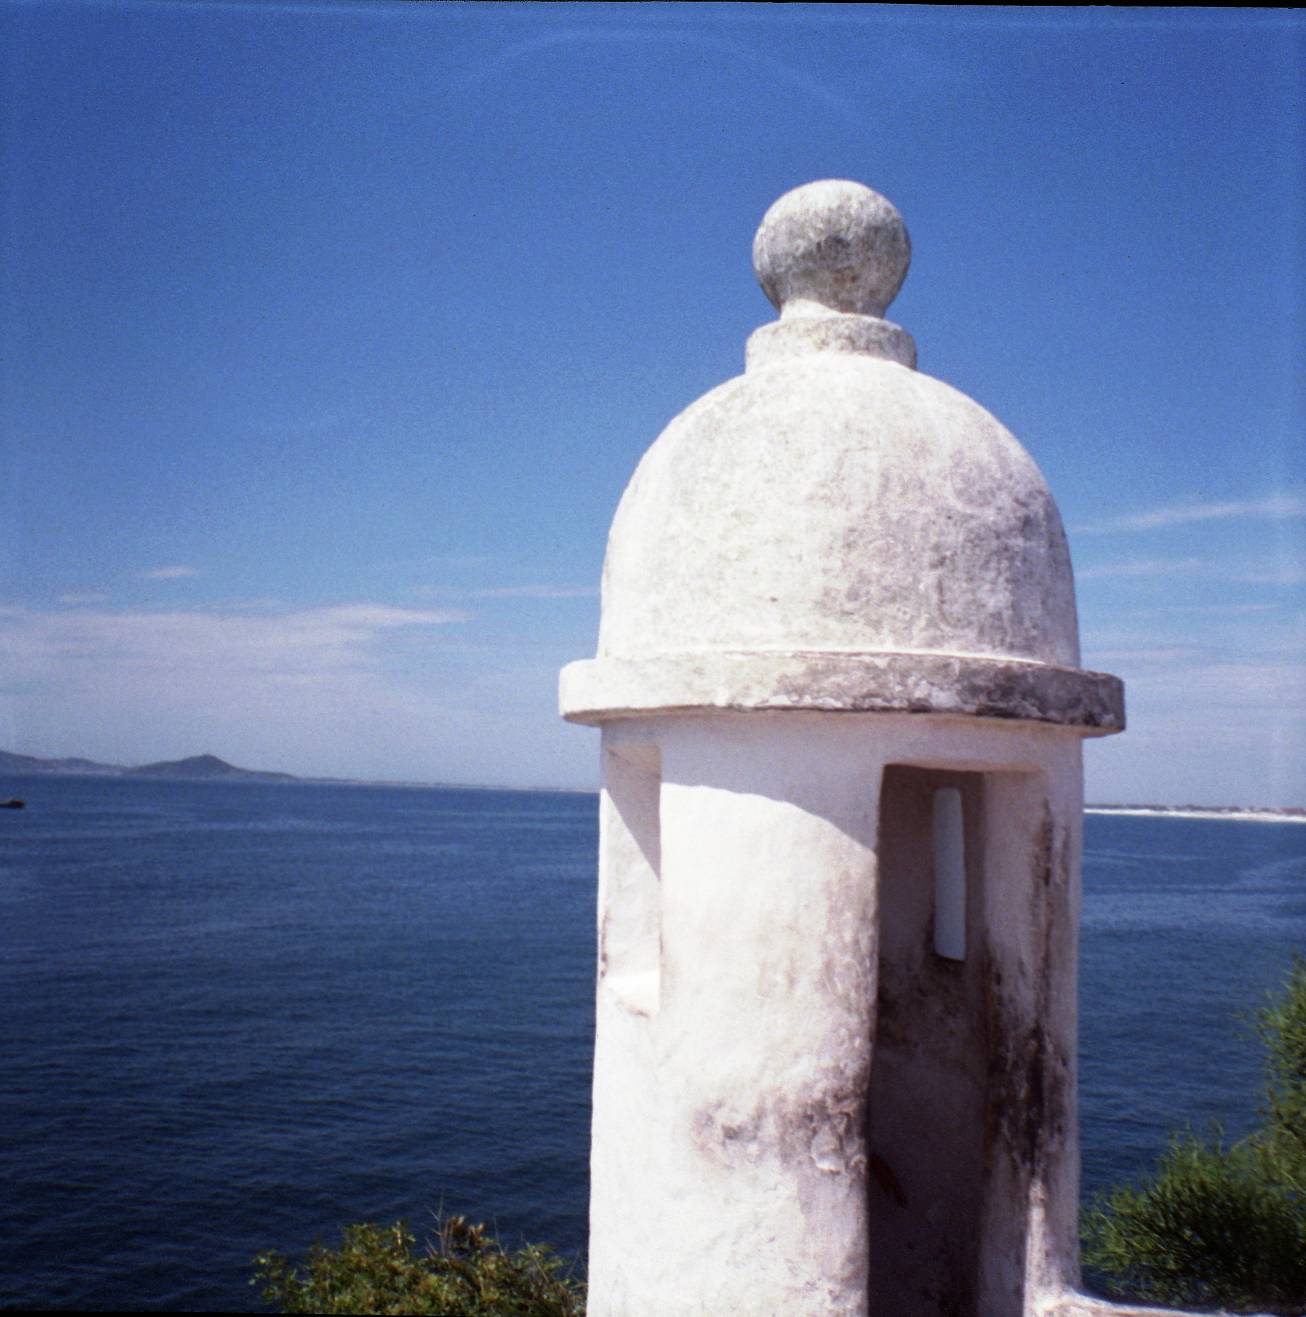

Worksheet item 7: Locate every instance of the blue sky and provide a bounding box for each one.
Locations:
[1,2,1302,803]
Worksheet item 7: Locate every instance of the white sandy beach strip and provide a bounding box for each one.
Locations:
[1086,807,1306,825]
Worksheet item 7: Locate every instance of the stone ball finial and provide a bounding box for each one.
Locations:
[753,179,911,320]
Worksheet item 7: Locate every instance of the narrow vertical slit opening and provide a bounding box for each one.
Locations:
[932,786,966,961]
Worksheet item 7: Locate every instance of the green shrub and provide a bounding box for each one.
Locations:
[253,1215,585,1316]
[1083,959,1306,1314]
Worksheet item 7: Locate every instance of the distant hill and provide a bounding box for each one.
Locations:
[129,754,296,782]
[0,750,296,782]
[0,750,121,775]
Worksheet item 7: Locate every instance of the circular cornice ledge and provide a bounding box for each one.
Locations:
[560,651,1125,734]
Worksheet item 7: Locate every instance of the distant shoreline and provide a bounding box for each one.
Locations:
[1085,806,1306,825]
[3,749,1302,817]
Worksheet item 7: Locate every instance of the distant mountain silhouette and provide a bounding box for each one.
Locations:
[129,754,296,782]
[0,750,120,775]
[0,749,296,782]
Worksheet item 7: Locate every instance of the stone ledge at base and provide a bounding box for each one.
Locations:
[561,650,1125,733]
[1040,1290,1273,1317]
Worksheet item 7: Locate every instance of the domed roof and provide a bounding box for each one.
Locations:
[561,181,1123,733]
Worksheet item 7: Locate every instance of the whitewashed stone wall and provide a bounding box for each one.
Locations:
[557,181,1230,1317]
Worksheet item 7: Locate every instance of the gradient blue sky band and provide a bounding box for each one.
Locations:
[1,2,1302,802]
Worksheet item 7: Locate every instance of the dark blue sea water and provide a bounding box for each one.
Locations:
[1,776,1303,1312]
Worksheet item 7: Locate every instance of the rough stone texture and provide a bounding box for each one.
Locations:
[586,713,1091,1317]
[595,350,1087,680]
[746,313,917,371]
[564,180,1130,1316]
[571,178,1125,736]
[753,179,910,319]
[562,651,1124,733]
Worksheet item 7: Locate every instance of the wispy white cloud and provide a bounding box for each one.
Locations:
[1077,558,1205,581]
[1076,491,1306,535]
[1144,660,1306,717]
[1115,602,1280,618]
[469,584,598,600]
[0,599,600,788]
[392,554,498,572]
[142,565,200,580]
[0,603,467,682]
[0,601,479,779]
[57,592,109,606]
[1078,556,1306,586]
[1085,643,1215,667]
[413,583,598,601]
[1080,642,1305,803]
[1226,564,1306,587]
[454,26,866,130]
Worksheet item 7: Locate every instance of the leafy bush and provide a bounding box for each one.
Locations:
[253,1215,585,1315]
[1083,959,1306,1314]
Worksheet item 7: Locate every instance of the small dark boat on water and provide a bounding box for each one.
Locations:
[2,798,25,809]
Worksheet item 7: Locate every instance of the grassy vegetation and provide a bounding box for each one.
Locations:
[1083,960,1306,1314]
[253,1215,584,1316]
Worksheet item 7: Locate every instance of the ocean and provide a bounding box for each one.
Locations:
[1,775,1303,1311]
